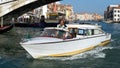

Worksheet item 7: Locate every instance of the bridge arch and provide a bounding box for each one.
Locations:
[0,0,61,23]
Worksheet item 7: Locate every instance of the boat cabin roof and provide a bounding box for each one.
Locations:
[66,24,101,29]
[44,27,69,31]
[45,24,101,31]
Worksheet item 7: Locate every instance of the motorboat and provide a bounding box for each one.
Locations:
[20,24,111,59]
[0,17,13,34]
[0,24,13,34]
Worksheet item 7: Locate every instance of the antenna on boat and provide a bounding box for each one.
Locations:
[0,17,3,27]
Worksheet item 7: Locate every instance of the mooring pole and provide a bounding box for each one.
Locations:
[0,17,3,27]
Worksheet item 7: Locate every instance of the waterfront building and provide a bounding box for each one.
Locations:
[47,2,59,20]
[65,4,73,21]
[104,5,120,23]
[47,2,73,21]
[113,8,120,22]
[17,1,74,23]
[74,13,103,21]
[75,13,90,21]
[93,13,103,21]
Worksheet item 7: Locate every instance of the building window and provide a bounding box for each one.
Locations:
[114,14,116,16]
[118,10,120,13]
[114,10,116,12]
[118,15,120,17]
[114,18,116,21]
[118,19,119,21]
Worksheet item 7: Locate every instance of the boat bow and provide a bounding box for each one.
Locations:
[21,37,63,45]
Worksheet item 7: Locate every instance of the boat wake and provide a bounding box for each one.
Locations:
[39,46,113,61]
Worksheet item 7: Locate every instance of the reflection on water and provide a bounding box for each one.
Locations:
[0,22,120,68]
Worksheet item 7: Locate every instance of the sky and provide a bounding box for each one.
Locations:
[60,0,120,15]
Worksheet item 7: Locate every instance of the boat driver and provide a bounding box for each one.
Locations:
[57,18,67,29]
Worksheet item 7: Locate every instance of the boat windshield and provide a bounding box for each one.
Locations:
[40,29,67,38]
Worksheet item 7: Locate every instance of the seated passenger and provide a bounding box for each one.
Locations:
[63,32,73,39]
[69,28,76,38]
[55,30,65,38]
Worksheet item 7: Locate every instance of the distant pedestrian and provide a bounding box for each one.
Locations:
[39,15,47,28]
[57,18,67,29]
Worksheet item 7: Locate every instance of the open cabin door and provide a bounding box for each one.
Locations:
[68,28,78,38]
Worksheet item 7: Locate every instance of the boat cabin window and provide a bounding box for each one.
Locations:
[85,29,104,36]
[78,29,85,35]
[40,29,57,37]
[57,30,74,39]
[86,29,94,35]
[56,30,66,38]
[40,29,73,39]
[68,28,78,38]
[94,29,104,35]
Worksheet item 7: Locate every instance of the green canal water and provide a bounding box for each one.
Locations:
[0,22,120,68]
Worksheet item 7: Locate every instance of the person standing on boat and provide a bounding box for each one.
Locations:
[39,15,47,28]
[57,18,67,29]
[56,18,70,39]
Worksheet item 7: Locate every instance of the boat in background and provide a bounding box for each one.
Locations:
[20,23,111,59]
[0,24,13,34]
[0,17,13,34]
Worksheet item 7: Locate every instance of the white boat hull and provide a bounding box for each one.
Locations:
[21,34,111,59]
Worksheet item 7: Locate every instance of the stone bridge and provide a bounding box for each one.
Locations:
[0,0,61,23]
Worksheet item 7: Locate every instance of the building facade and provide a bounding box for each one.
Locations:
[113,8,120,22]
[75,13,103,21]
[17,1,74,23]
[47,2,73,21]
[104,5,120,23]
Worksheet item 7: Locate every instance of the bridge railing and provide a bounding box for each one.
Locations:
[0,0,17,5]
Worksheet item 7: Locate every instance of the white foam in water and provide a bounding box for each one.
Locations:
[42,46,113,61]
[111,39,115,42]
